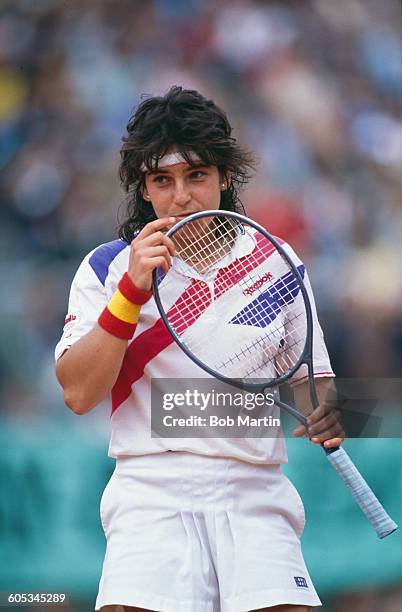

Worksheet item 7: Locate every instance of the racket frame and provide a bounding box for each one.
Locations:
[153,209,319,411]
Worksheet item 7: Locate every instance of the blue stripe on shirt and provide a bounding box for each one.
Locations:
[89,240,128,286]
[229,265,305,328]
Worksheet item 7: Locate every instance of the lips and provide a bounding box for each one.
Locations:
[173,212,198,219]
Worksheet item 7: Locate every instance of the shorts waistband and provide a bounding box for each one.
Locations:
[114,451,282,511]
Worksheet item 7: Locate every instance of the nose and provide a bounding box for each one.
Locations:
[173,179,191,207]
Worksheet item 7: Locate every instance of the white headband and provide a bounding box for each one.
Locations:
[141,151,201,172]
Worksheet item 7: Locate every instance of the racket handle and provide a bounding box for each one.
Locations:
[325,446,398,539]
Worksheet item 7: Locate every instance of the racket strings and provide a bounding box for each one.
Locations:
[214,309,305,377]
[165,239,271,343]
[173,217,240,274]
[161,217,307,381]
[168,281,212,335]
[175,253,304,368]
[209,240,306,373]
[172,278,305,376]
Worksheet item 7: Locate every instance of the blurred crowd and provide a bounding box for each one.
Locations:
[0,0,401,415]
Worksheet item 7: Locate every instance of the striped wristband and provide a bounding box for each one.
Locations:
[98,273,152,339]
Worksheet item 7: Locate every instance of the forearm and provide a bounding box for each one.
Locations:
[56,325,127,415]
[293,377,336,417]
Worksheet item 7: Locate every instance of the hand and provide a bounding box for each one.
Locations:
[292,378,345,449]
[293,403,345,449]
[128,217,177,291]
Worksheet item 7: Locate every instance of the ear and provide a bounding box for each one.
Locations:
[220,172,231,191]
[142,187,151,201]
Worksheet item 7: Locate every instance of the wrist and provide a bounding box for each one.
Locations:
[98,273,152,339]
[119,273,152,304]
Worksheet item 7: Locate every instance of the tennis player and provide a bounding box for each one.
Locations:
[56,86,344,612]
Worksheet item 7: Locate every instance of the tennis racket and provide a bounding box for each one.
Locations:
[152,210,397,539]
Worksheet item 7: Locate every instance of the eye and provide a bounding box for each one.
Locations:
[152,174,169,184]
[189,170,206,179]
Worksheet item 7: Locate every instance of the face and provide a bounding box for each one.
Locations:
[143,162,225,220]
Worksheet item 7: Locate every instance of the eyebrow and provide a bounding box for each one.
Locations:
[147,163,210,175]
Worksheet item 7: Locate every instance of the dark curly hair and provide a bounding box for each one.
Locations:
[118,86,256,242]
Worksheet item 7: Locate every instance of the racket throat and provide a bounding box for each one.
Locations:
[274,397,308,427]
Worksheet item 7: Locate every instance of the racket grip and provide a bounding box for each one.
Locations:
[325,447,398,539]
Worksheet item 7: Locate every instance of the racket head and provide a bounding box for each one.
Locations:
[152,210,314,393]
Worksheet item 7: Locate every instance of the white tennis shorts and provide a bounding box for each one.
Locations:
[95,451,321,611]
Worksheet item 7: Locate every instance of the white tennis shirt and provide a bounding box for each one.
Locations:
[55,229,334,463]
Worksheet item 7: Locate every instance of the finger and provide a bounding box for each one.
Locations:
[164,235,176,257]
[146,255,172,274]
[310,425,345,445]
[139,245,172,268]
[134,231,176,255]
[135,217,177,239]
[135,252,172,286]
[307,413,341,437]
[293,424,308,438]
[146,233,176,256]
[306,404,329,424]
[307,402,341,424]
[322,437,345,449]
